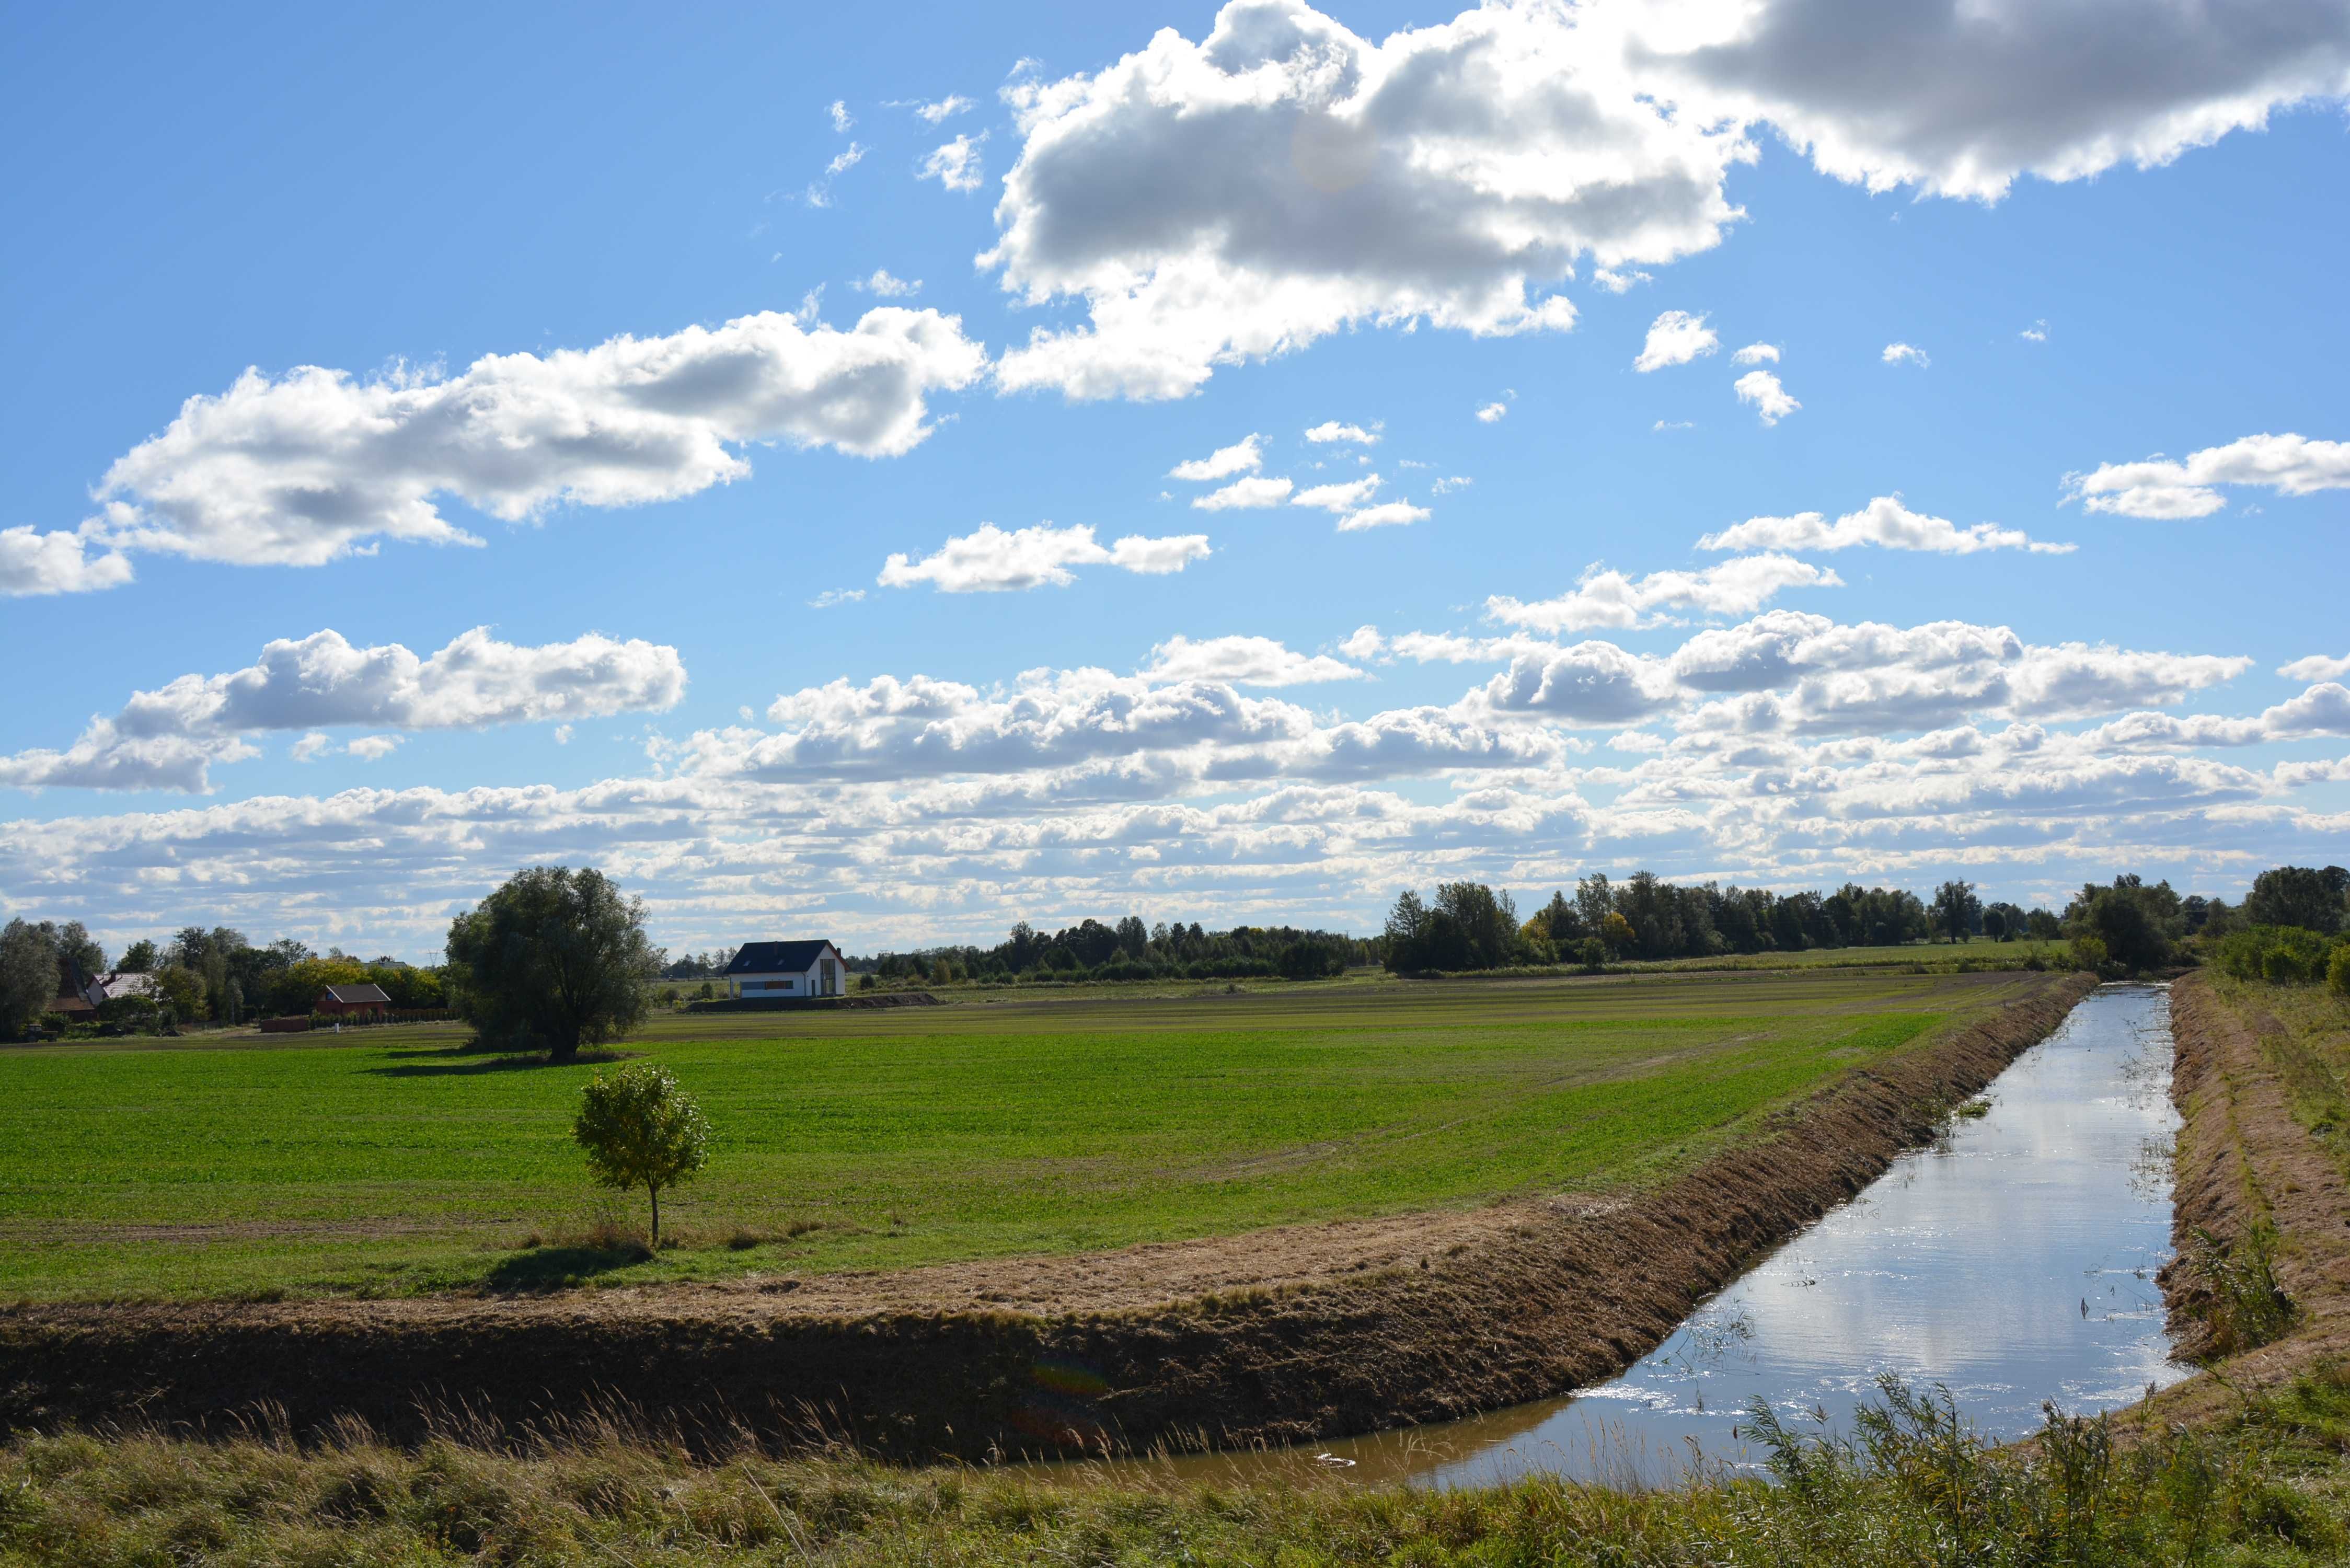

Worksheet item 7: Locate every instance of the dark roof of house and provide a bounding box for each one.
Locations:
[322,983,391,1005]
[726,940,839,974]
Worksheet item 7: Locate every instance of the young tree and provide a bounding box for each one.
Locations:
[444,866,662,1062]
[1931,880,1982,944]
[117,938,159,973]
[0,920,61,1039]
[572,1063,711,1248]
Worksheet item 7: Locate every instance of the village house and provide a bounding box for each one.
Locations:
[723,940,846,999]
[316,982,390,1021]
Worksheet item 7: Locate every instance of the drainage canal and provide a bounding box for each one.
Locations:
[1130,982,2191,1489]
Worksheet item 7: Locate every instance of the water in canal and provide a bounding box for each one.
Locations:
[1123,982,2192,1490]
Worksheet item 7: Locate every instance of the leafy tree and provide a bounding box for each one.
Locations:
[1596,910,1635,954]
[1931,880,1982,943]
[148,964,208,1024]
[42,921,105,979]
[1536,890,1583,946]
[2244,866,2348,935]
[2065,877,2182,973]
[571,1063,710,1248]
[444,866,662,1062]
[0,920,61,1039]
[117,938,158,973]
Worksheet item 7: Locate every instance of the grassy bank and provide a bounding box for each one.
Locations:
[8,1365,2350,1565]
[0,970,2010,1303]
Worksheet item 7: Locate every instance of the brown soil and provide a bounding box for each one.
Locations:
[2139,972,2350,1428]
[0,973,2094,1461]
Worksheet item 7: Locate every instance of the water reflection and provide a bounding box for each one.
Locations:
[1096,983,2191,1491]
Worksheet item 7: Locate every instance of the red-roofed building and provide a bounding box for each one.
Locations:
[316,983,390,1020]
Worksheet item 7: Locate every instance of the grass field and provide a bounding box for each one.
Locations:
[0,969,2035,1302]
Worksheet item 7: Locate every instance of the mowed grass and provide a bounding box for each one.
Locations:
[0,970,2040,1302]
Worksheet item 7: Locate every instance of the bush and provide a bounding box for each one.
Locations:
[2216,926,2336,984]
[2331,943,2350,999]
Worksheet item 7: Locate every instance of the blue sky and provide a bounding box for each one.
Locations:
[4,0,2347,960]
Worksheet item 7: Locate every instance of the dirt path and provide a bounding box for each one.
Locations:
[0,973,2094,1460]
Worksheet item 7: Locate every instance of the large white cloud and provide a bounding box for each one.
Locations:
[876,522,1211,592]
[1669,612,2252,735]
[1698,494,2075,555]
[1630,0,2350,201]
[984,0,1744,399]
[978,0,2350,401]
[2066,433,2350,519]
[1488,554,1837,632]
[38,307,986,589]
[0,627,684,794]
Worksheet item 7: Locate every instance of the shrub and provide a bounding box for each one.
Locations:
[2217,926,2336,984]
[2331,943,2350,999]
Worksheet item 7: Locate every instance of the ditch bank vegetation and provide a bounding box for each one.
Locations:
[0,973,2095,1461]
[2153,970,2350,1414]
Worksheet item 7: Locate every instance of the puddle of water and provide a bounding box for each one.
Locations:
[1077,983,2191,1491]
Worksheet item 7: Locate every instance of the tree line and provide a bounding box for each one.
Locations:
[0,919,446,1039]
[866,916,1374,986]
[1380,864,2350,977]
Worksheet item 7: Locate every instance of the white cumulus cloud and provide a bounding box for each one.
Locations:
[1474,402,1509,424]
[1698,495,2075,556]
[1629,0,2350,202]
[1336,500,1430,532]
[51,308,984,588]
[1635,309,1719,371]
[1488,554,1838,633]
[2281,652,2350,683]
[1292,475,1382,513]
[1882,341,1930,367]
[1169,434,1264,480]
[1142,634,1364,685]
[0,627,685,793]
[2066,433,2350,520]
[919,132,988,192]
[983,2,1742,400]
[1731,341,1779,364]
[1734,368,1800,425]
[1304,421,1380,445]
[853,269,921,296]
[876,523,1211,592]
[913,95,975,123]
[0,527,135,597]
[1193,476,1294,510]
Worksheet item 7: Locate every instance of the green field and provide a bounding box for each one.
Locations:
[0,970,2037,1302]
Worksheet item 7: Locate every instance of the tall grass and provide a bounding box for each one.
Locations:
[9,1369,2350,1565]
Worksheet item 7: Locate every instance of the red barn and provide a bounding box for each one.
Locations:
[316,983,390,1020]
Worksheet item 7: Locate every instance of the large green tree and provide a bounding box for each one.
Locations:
[444,866,662,1062]
[0,920,61,1039]
[1931,880,1982,944]
[2244,866,2348,935]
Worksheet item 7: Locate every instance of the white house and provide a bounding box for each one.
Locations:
[723,940,847,999]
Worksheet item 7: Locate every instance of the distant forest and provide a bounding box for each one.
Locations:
[845,864,2349,985]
